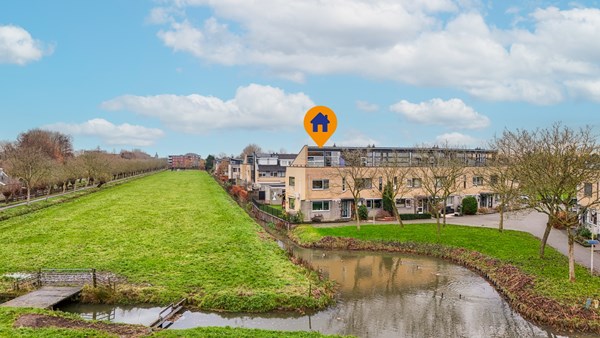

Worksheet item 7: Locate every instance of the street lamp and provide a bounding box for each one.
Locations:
[587,239,599,275]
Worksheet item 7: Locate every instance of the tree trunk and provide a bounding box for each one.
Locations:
[568,231,576,282]
[443,210,447,227]
[26,185,31,205]
[354,201,361,231]
[540,222,552,258]
[392,204,404,227]
[498,204,504,232]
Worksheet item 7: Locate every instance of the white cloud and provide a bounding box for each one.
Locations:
[44,119,164,147]
[101,83,315,133]
[390,98,490,129]
[0,25,51,65]
[356,100,379,112]
[435,132,479,147]
[152,2,600,104]
[333,130,379,147]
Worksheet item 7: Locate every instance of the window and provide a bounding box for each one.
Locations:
[396,198,411,208]
[584,183,593,197]
[473,176,484,186]
[289,197,295,209]
[407,178,421,188]
[379,177,383,191]
[356,178,372,189]
[435,176,445,188]
[366,199,382,209]
[342,177,346,191]
[312,179,330,190]
[278,171,285,177]
[259,172,267,177]
[270,171,278,177]
[289,176,295,187]
[312,201,330,211]
[490,175,499,185]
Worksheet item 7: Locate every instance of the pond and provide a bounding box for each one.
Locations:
[59,242,585,337]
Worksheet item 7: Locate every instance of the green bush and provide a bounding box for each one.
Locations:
[577,226,592,239]
[358,204,368,220]
[399,213,432,220]
[382,182,395,214]
[462,196,478,215]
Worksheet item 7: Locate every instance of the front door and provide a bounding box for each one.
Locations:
[341,200,352,218]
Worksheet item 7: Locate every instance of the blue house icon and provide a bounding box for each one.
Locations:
[310,112,330,132]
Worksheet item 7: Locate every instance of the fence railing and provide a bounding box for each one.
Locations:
[251,201,292,231]
[252,198,285,218]
[12,268,98,291]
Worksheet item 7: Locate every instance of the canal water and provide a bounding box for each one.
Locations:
[59,243,586,337]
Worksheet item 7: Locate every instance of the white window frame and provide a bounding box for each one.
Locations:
[311,200,331,212]
[312,179,330,190]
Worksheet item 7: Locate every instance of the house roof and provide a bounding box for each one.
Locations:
[310,112,329,124]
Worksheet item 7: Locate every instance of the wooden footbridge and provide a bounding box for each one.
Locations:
[1,268,97,309]
[0,286,82,309]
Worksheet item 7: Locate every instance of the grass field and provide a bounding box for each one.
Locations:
[0,171,331,312]
[293,223,600,305]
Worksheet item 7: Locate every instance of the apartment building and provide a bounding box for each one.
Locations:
[285,145,497,222]
[168,153,202,170]
[252,153,296,204]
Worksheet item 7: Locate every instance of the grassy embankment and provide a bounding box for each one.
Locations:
[0,171,163,222]
[292,223,600,332]
[0,171,333,312]
[0,307,345,338]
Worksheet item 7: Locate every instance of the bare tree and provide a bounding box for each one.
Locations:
[3,143,52,204]
[18,129,73,163]
[80,151,113,187]
[240,143,263,158]
[378,152,413,227]
[414,145,465,238]
[497,123,600,281]
[337,149,378,231]
[482,139,522,232]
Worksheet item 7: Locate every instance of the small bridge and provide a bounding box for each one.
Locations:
[0,286,82,309]
[1,268,98,309]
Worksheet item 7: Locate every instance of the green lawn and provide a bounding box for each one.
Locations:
[293,223,600,305]
[0,171,331,311]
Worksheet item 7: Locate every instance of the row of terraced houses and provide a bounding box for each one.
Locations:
[219,145,600,235]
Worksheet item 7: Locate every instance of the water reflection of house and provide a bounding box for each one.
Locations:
[310,252,439,295]
[285,145,498,222]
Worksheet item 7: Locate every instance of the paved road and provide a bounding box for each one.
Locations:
[317,210,600,274]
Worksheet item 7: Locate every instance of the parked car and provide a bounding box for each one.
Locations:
[443,205,454,214]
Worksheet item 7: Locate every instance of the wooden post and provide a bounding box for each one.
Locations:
[37,269,42,287]
[92,269,97,288]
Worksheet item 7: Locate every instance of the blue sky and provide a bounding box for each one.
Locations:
[1,1,599,158]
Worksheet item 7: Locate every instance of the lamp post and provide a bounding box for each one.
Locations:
[587,239,599,275]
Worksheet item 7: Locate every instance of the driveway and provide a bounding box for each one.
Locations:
[317,210,600,274]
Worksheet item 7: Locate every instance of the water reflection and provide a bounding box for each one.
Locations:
[60,245,592,337]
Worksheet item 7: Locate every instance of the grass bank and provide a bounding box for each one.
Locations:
[0,171,333,312]
[0,307,348,337]
[292,223,600,333]
[0,171,163,222]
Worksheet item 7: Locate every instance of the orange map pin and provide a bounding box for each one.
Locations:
[304,106,337,148]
